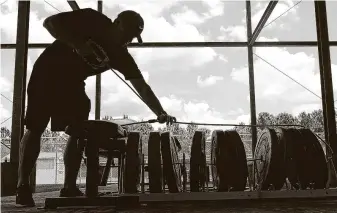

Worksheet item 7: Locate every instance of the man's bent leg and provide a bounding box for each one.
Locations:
[63,134,84,190]
[16,98,50,206]
[17,130,43,187]
[55,83,90,197]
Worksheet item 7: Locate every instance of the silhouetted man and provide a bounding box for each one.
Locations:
[16,8,176,206]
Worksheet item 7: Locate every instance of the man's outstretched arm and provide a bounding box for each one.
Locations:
[129,78,166,117]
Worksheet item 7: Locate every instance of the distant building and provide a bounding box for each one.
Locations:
[111,115,137,125]
[2,152,60,184]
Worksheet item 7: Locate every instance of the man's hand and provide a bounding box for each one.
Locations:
[157,112,177,125]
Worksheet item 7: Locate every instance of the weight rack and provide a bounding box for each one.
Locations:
[43,121,337,210]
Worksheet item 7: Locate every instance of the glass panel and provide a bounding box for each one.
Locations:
[100,47,251,179]
[28,0,71,43]
[1,49,15,162]
[27,49,96,185]
[329,47,337,134]
[326,1,337,41]
[103,0,247,42]
[253,46,325,141]
[0,0,18,43]
[251,1,317,41]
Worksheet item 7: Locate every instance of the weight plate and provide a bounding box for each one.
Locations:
[210,130,223,191]
[211,130,237,192]
[161,132,183,193]
[190,131,207,192]
[297,128,328,189]
[282,128,312,189]
[124,131,142,193]
[254,128,286,190]
[148,131,163,193]
[226,130,248,191]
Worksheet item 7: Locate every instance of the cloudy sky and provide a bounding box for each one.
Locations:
[1,0,337,132]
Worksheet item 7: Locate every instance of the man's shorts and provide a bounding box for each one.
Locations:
[24,69,91,133]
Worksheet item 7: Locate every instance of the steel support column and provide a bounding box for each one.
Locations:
[246,1,258,154]
[249,1,278,46]
[96,0,102,120]
[10,0,30,188]
[314,0,337,185]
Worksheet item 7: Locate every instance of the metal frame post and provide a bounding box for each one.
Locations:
[96,0,102,120]
[10,0,30,189]
[246,1,258,154]
[314,0,337,185]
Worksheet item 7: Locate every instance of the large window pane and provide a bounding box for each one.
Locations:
[251,1,317,41]
[26,49,96,186]
[0,0,18,43]
[326,1,337,41]
[1,49,15,162]
[103,0,247,42]
[252,46,325,136]
[100,47,252,171]
[28,1,71,43]
[329,47,337,134]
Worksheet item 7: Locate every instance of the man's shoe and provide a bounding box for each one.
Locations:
[16,184,35,207]
[59,187,84,197]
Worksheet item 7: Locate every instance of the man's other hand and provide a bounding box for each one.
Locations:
[158,112,177,125]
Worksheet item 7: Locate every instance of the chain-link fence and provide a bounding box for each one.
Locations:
[0,130,326,192]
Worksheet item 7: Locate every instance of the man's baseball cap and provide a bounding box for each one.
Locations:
[117,10,144,43]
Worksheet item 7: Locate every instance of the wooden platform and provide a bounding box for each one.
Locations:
[3,186,337,212]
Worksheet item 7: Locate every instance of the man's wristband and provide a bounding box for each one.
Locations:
[157,110,167,117]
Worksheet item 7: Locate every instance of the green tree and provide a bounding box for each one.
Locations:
[257,112,276,129]
[275,112,298,126]
[309,109,324,132]
[297,112,312,128]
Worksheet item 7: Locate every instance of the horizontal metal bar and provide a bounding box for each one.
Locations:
[132,188,337,202]
[2,41,337,49]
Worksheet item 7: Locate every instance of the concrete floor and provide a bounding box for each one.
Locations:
[2,188,337,213]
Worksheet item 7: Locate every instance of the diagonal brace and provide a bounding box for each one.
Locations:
[67,0,80,10]
[249,1,278,46]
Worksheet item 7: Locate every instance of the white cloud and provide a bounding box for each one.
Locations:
[0,77,12,93]
[218,55,228,63]
[171,6,207,25]
[231,46,337,111]
[197,75,224,88]
[0,103,11,123]
[292,103,322,116]
[218,25,246,42]
[251,1,299,30]
[144,95,251,131]
[202,0,225,17]
[257,37,279,42]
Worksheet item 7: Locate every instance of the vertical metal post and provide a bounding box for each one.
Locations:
[95,0,102,120]
[246,1,258,153]
[314,0,337,185]
[10,0,30,189]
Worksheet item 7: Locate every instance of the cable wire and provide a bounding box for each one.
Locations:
[1,93,12,103]
[0,0,8,6]
[263,0,303,29]
[253,53,337,113]
[44,0,62,12]
[1,141,10,150]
